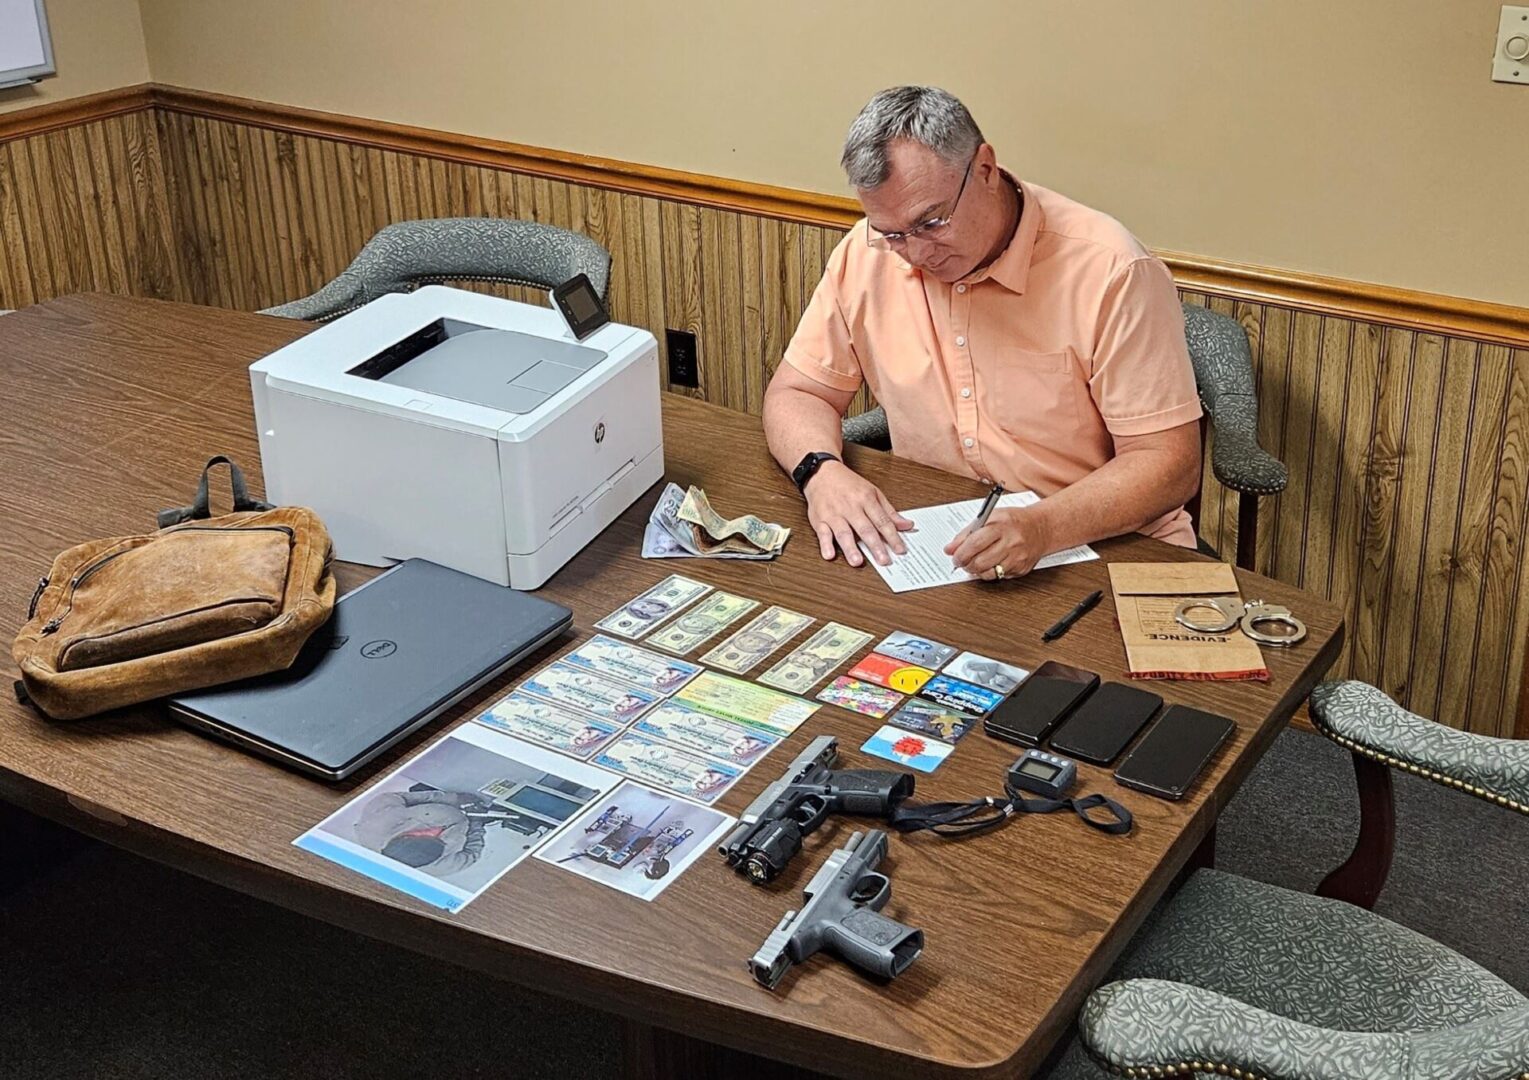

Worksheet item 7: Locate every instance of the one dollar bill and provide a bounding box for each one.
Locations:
[647,591,761,654]
[700,605,813,674]
[757,622,874,693]
[594,574,712,639]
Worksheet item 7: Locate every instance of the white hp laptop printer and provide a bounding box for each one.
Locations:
[249,285,663,588]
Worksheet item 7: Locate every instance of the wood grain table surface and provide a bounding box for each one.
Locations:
[0,294,1343,1079]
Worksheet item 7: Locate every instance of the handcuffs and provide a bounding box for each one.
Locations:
[1172,596,1308,647]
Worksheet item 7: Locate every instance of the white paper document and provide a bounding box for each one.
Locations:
[861,491,1098,593]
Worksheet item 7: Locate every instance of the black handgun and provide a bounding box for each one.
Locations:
[749,828,923,989]
[718,735,914,883]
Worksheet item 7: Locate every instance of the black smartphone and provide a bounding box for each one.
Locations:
[1113,704,1235,801]
[983,660,1099,748]
[1048,682,1163,765]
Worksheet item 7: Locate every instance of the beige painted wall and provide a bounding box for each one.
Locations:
[18,0,1527,306]
[0,0,148,114]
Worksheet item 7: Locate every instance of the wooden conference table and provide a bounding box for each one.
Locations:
[0,295,1342,1079]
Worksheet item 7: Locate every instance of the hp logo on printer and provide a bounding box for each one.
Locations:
[594,421,606,444]
[360,640,397,659]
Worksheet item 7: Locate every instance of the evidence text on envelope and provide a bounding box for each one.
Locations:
[1108,562,1269,681]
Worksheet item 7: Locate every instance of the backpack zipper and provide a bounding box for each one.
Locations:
[27,576,48,619]
[39,524,296,636]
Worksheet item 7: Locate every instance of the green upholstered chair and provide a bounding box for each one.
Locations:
[1308,679,1529,909]
[840,303,1286,569]
[259,217,610,322]
[1042,868,1528,1080]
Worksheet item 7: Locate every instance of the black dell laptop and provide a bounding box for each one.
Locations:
[168,559,572,780]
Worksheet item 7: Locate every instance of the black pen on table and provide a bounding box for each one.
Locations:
[1041,589,1103,642]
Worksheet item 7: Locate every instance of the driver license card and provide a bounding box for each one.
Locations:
[475,691,622,758]
[519,662,660,724]
[631,701,781,767]
[561,635,702,695]
[674,671,818,736]
[593,731,742,805]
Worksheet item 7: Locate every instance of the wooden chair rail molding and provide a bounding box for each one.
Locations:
[4,84,1529,740]
[2,82,1527,348]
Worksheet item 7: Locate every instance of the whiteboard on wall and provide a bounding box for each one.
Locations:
[0,0,55,89]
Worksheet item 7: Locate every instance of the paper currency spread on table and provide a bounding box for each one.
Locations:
[642,483,790,560]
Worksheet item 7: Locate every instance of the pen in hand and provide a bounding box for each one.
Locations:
[970,484,1005,531]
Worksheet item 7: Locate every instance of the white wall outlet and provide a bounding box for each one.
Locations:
[1495,5,1529,84]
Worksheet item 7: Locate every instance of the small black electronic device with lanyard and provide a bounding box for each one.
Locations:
[890,748,1132,838]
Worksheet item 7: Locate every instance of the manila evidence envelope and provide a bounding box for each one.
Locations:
[1108,562,1268,681]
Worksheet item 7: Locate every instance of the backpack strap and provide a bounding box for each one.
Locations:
[157,456,275,528]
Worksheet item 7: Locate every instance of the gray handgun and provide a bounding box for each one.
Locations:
[748,828,924,990]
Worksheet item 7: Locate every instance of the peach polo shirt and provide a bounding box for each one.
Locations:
[783,177,1203,548]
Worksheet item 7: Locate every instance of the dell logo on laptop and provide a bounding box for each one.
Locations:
[594,421,606,444]
[360,640,397,659]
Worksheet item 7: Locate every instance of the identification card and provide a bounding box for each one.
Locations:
[847,652,935,693]
[475,691,621,758]
[874,630,958,669]
[646,591,760,654]
[942,650,1029,694]
[919,673,1005,716]
[561,635,702,695]
[700,605,814,673]
[816,676,903,719]
[757,622,873,693]
[593,732,742,804]
[886,698,976,745]
[860,725,953,773]
[631,701,781,767]
[594,575,712,639]
[674,671,817,736]
[519,662,660,724]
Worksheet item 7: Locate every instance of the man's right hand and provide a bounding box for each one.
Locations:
[804,461,914,567]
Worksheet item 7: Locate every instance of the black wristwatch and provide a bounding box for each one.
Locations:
[791,451,840,494]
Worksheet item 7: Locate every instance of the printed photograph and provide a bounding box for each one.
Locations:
[535,781,735,901]
[294,725,617,911]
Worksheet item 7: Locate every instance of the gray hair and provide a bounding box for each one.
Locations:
[840,86,985,189]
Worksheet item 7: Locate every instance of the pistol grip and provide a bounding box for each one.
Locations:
[828,908,924,980]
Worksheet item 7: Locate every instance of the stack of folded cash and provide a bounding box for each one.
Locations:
[643,483,790,560]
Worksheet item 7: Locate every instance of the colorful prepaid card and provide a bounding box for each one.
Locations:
[873,631,958,669]
[646,591,760,654]
[594,575,711,639]
[700,605,814,674]
[631,700,781,767]
[816,676,903,719]
[942,651,1029,694]
[848,652,935,693]
[593,732,742,805]
[293,725,617,912]
[887,698,976,745]
[919,673,1006,716]
[518,662,660,725]
[674,671,818,737]
[474,691,621,758]
[535,780,736,902]
[757,622,873,693]
[560,635,702,695]
[860,725,954,773]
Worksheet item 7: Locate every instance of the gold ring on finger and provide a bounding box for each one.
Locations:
[995,564,1006,581]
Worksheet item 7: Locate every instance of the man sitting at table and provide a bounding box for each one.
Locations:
[762,86,1203,581]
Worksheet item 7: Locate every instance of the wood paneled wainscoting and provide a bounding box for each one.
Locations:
[2,85,1528,737]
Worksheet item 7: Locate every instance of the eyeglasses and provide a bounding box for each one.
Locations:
[866,156,975,250]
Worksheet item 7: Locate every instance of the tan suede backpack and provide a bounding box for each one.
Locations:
[13,457,337,720]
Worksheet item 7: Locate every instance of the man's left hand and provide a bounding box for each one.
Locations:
[945,507,1053,581]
